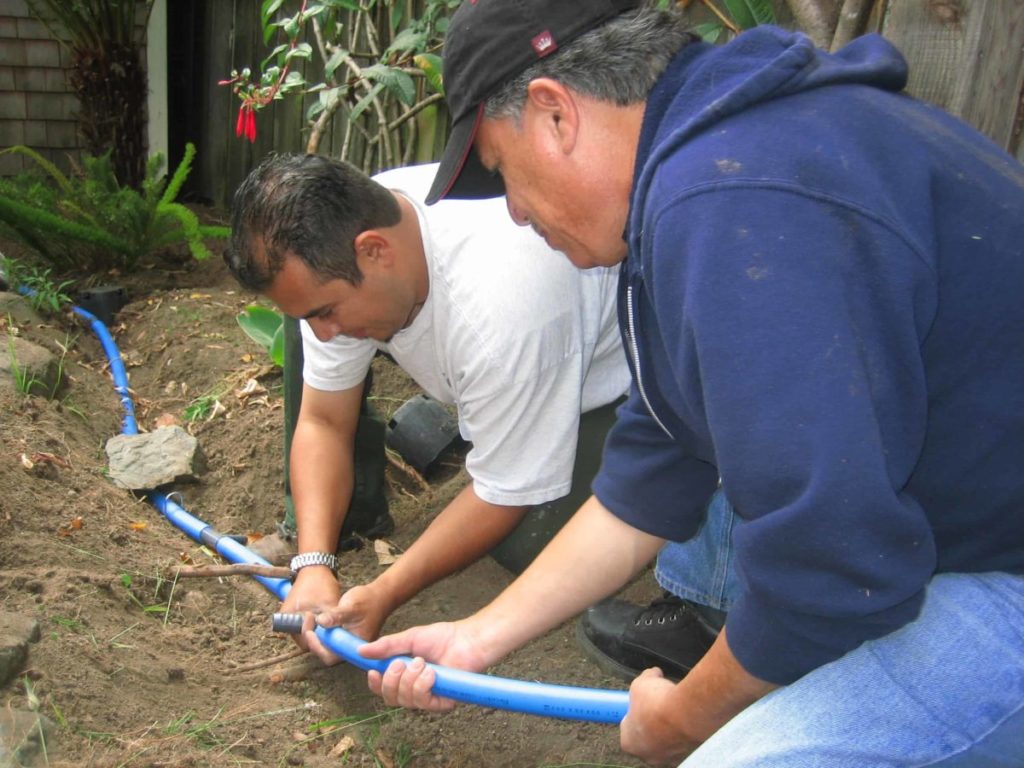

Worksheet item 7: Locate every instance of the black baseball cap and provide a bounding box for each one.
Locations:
[425,0,642,205]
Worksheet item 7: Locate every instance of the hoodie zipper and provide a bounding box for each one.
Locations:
[626,284,674,439]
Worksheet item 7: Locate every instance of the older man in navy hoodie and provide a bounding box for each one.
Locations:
[313,2,1024,764]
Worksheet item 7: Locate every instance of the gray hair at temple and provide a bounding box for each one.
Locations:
[225,153,401,292]
[484,5,695,122]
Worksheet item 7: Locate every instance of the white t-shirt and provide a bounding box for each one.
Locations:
[301,163,630,506]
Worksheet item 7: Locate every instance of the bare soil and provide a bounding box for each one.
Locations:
[0,235,658,768]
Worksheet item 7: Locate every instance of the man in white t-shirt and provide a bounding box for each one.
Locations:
[225,154,629,643]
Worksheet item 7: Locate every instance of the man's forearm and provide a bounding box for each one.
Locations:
[290,418,356,553]
[373,484,527,613]
[469,496,665,665]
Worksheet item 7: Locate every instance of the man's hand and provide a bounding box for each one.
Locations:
[621,667,698,765]
[348,620,492,711]
[281,566,342,657]
[303,580,394,658]
[620,629,779,765]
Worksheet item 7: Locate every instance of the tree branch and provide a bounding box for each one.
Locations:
[831,0,874,51]
[785,0,840,48]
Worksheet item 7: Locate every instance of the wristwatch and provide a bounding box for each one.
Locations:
[289,551,338,577]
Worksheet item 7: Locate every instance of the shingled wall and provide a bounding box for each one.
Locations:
[0,0,84,177]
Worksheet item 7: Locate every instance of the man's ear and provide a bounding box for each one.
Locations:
[525,78,580,154]
[353,230,392,271]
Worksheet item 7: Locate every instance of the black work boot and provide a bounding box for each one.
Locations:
[575,593,722,682]
[338,408,394,550]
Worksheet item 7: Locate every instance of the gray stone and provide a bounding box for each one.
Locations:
[105,426,207,490]
[0,292,43,327]
[0,335,62,398]
[0,612,40,688]
[0,709,57,768]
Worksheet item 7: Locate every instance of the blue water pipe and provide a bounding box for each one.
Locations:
[66,299,630,724]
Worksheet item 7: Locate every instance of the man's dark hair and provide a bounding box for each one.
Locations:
[226,153,402,291]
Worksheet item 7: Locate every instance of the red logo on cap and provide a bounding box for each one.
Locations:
[531,30,557,56]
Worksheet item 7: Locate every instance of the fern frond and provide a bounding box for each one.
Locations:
[0,146,73,194]
[0,195,131,254]
[160,143,196,207]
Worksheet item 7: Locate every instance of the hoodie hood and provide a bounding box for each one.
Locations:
[627,26,909,276]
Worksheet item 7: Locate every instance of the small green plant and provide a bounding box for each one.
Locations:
[1,255,74,314]
[162,708,226,750]
[237,304,284,367]
[118,572,170,617]
[183,391,225,422]
[4,321,69,398]
[6,332,32,394]
[0,143,230,273]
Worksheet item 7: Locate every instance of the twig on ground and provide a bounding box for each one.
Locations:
[385,450,429,492]
[227,647,308,673]
[163,563,292,580]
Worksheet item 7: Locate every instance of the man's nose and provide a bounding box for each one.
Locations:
[308,316,339,342]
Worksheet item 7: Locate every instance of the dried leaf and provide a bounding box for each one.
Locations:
[129,521,148,532]
[58,516,84,537]
[374,539,399,566]
[329,736,356,757]
[30,452,69,467]
[207,400,227,420]
[235,378,266,400]
[154,412,181,428]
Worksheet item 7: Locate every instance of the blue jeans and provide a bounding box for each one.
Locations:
[655,495,1024,766]
[683,571,1024,767]
[655,489,741,612]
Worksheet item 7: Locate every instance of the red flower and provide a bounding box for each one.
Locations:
[246,106,257,143]
[235,104,257,143]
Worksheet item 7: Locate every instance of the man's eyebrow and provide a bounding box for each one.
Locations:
[299,304,330,320]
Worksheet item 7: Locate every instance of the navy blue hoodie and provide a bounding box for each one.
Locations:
[593,26,1024,684]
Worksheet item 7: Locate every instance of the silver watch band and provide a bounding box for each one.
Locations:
[289,551,338,576]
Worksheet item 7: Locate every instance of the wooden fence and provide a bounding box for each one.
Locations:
[2,0,1021,204]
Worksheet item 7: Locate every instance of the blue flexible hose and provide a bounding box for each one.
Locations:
[72,299,630,724]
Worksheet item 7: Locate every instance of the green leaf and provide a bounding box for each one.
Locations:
[324,48,349,81]
[261,0,286,22]
[261,0,286,44]
[723,0,774,29]
[723,0,756,29]
[350,82,385,122]
[387,27,427,57]
[268,324,285,367]
[694,22,724,43]
[361,64,415,106]
[261,42,289,68]
[237,305,285,367]
[415,53,444,94]
[285,42,313,61]
[746,0,776,25]
[301,4,327,22]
